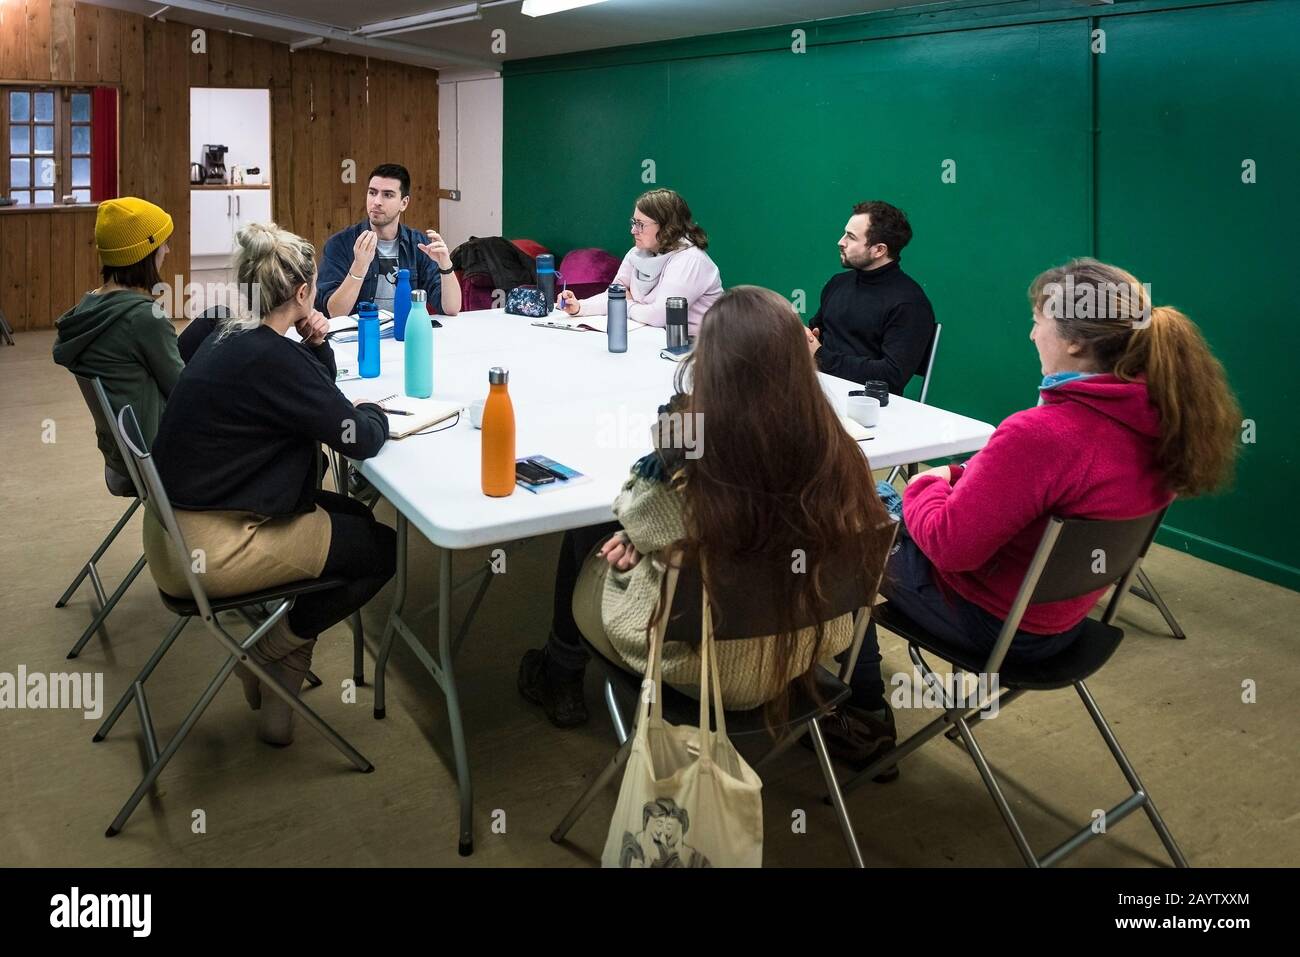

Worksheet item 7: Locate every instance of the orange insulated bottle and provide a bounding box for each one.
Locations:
[481,366,516,497]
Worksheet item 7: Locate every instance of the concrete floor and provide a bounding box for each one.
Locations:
[2,328,1297,867]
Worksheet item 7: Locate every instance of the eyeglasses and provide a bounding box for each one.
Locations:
[629,219,655,233]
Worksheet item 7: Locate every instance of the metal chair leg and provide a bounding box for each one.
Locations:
[1131,566,1186,639]
[604,678,630,745]
[954,716,1041,866]
[351,611,365,686]
[551,737,634,843]
[55,498,141,608]
[808,717,866,868]
[94,616,189,742]
[1075,681,1188,867]
[66,554,147,659]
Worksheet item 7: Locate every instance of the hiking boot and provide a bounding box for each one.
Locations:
[517,648,588,729]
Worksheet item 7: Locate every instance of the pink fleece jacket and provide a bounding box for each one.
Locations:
[902,375,1175,635]
[577,244,723,334]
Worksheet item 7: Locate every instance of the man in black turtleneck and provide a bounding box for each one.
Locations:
[806,201,936,395]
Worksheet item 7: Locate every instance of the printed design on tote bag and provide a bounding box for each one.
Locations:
[619,798,712,868]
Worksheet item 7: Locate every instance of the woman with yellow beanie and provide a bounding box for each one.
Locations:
[53,197,183,493]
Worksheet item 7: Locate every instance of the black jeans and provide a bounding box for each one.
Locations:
[286,490,397,640]
[849,529,1083,711]
[545,521,622,674]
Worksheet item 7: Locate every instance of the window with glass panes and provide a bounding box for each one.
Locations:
[4,88,95,206]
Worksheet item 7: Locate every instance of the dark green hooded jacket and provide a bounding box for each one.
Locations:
[52,290,184,476]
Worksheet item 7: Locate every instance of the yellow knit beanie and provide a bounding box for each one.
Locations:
[95,197,174,267]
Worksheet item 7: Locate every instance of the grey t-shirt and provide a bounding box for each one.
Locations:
[373,238,401,314]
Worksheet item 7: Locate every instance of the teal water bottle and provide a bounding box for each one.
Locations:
[404,289,434,398]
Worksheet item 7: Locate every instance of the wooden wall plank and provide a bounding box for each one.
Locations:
[51,0,76,82]
[270,42,293,228]
[73,209,99,299]
[26,0,52,81]
[0,2,28,82]
[96,5,122,83]
[72,3,99,84]
[1,217,27,330]
[289,50,315,247]
[26,215,52,331]
[117,13,145,198]
[49,212,77,320]
[309,49,334,246]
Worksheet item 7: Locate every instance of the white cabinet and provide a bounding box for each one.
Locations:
[190,188,273,260]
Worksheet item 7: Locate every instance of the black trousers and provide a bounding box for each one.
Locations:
[287,490,397,640]
[545,521,622,674]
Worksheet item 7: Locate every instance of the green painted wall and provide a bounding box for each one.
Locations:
[503,0,1299,590]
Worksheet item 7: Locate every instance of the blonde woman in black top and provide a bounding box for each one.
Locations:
[147,222,393,746]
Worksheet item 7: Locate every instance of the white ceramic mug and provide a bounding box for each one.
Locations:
[847,395,881,428]
[469,398,486,429]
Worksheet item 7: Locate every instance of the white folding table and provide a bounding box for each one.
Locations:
[331,308,995,855]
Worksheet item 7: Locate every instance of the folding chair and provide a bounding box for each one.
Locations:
[56,376,149,659]
[0,307,14,345]
[552,524,896,868]
[841,507,1189,868]
[885,322,942,486]
[97,403,374,837]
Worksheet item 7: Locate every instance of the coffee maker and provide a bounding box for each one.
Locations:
[201,144,228,185]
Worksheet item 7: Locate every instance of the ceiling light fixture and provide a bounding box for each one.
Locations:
[354,3,481,37]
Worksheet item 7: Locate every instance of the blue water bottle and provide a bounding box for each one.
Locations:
[357,301,381,378]
[392,268,412,341]
[536,254,556,312]
[404,289,433,398]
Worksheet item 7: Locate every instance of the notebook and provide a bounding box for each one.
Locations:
[531,315,648,333]
[378,397,462,439]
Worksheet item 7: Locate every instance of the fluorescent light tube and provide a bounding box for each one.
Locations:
[521,0,609,17]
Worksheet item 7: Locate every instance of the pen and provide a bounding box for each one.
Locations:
[383,408,414,416]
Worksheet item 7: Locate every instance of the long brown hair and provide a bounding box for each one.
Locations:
[636,188,709,254]
[1028,258,1240,497]
[664,286,893,727]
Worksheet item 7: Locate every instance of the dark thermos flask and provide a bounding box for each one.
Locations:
[665,297,688,348]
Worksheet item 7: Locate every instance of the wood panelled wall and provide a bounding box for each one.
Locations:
[0,0,441,331]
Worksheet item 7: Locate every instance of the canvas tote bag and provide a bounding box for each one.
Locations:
[601,559,764,868]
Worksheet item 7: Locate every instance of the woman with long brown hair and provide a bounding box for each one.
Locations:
[519,286,894,727]
[831,257,1242,773]
[556,187,723,334]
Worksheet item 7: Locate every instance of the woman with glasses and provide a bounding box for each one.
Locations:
[556,188,723,335]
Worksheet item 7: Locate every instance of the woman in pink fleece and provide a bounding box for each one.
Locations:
[825,258,1241,773]
[556,188,723,335]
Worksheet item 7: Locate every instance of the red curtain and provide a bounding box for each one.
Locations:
[90,86,118,203]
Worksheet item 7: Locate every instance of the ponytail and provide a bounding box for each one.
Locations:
[1113,306,1240,497]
